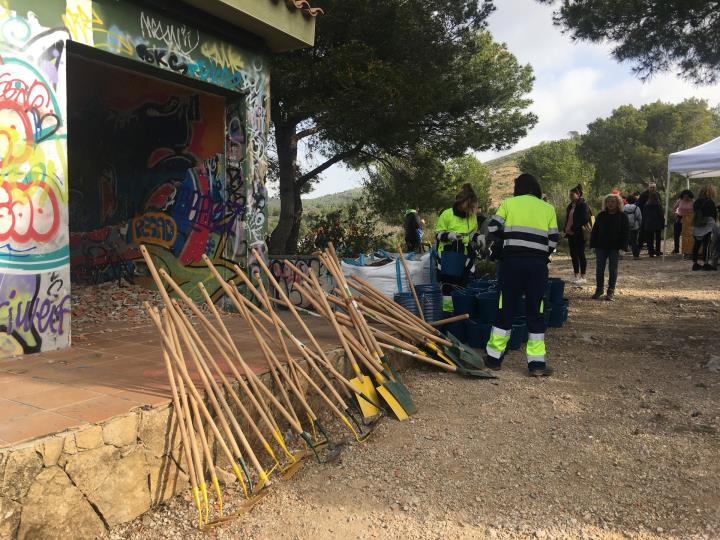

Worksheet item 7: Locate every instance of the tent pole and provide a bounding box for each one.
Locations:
[663,169,671,261]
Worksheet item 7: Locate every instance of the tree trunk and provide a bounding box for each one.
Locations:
[269,121,302,255]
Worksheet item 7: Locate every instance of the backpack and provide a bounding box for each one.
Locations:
[624,204,641,230]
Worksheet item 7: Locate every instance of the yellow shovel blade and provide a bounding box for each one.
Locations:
[376,385,409,421]
[349,376,382,419]
[427,342,458,366]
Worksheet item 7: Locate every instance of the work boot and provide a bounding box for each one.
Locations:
[605,290,614,301]
[591,290,603,300]
[484,355,502,371]
[692,263,702,271]
[528,362,554,377]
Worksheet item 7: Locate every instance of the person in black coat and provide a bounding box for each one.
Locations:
[403,208,423,253]
[641,191,665,257]
[590,193,629,301]
[564,184,590,284]
[636,182,657,252]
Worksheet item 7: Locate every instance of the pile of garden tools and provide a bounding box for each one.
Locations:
[141,242,493,529]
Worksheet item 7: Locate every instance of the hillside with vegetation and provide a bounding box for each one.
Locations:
[268,150,528,231]
[268,188,364,216]
[483,148,528,206]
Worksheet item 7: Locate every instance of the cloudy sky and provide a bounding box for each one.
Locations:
[299,0,720,199]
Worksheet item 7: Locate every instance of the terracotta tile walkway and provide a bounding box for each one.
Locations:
[0,313,338,448]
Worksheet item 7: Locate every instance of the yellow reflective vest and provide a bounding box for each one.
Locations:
[486,195,559,258]
[434,207,478,254]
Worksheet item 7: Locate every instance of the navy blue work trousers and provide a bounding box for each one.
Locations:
[495,257,548,336]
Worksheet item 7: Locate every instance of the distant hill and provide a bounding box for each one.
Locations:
[483,148,529,207]
[303,188,364,211]
[268,187,364,215]
[267,146,533,218]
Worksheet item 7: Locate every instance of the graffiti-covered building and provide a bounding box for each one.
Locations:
[0,0,317,356]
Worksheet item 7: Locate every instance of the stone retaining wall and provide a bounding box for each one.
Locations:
[0,350,412,539]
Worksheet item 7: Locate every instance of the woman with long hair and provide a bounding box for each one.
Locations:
[435,183,479,310]
[672,189,694,254]
[564,184,590,284]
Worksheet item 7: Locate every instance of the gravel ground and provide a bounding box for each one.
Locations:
[107,252,720,540]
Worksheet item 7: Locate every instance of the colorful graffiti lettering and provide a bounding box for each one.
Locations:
[90,0,270,261]
[0,6,70,356]
[0,271,71,355]
[130,212,177,248]
[0,181,61,243]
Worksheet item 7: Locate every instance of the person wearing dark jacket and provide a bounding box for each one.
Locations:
[564,184,590,284]
[691,185,718,271]
[403,208,423,253]
[590,194,629,301]
[636,182,657,252]
[641,191,665,257]
[636,182,657,211]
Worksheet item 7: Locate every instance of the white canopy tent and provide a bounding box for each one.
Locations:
[664,136,720,259]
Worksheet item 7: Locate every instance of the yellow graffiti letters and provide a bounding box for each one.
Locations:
[62,0,98,45]
[131,212,177,248]
[200,41,244,72]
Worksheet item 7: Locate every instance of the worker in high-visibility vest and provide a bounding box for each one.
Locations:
[435,183,481,311]
[484,173,559,377]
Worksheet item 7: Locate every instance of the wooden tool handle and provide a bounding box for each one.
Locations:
[397,247,425,321]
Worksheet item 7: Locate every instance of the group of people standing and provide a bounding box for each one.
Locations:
[564,182,720,300]
[564,186,630,300]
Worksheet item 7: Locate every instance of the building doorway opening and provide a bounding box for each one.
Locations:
[66,47,231,333]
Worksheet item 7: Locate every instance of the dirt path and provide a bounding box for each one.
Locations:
[110,253,720,540]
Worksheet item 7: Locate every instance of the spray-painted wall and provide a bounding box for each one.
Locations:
[0,0,270,355]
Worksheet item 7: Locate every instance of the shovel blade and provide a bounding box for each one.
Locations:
[455,347,486,369]
[456,366,498,379]
[446,332,487,368]
[425,341,458,367]
[376,384,410,421]
[349,376,382,419]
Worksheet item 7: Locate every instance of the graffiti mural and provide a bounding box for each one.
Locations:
[267,256,334,309]
[67,51,246,301]
[89,0,270,263]
[0,0,270,355]
[0,3,71,356]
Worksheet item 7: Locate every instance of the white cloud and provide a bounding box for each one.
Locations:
[477,0,720,162]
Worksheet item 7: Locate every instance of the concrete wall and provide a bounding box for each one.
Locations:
[0,349,416,539]
[0,0,271,355]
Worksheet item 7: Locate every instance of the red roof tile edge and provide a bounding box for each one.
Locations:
[286,0,324,17]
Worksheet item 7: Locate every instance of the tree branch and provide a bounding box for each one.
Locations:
[292,125,320,143]
[296,142,365,187]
